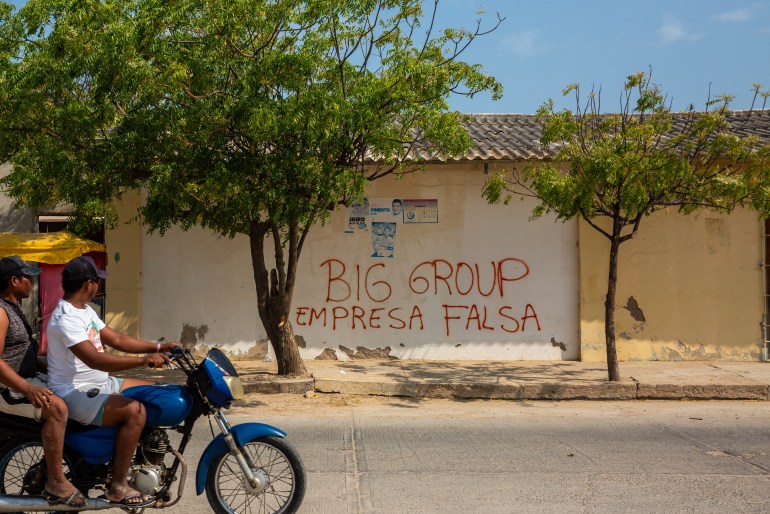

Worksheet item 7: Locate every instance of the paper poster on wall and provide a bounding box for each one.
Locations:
[370,221,396,258]
[370,198,404,223]
[403,199,438,223]
[366,198,439,257]
[344,197,369,234]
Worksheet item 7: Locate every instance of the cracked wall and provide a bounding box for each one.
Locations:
[579,210,764,362]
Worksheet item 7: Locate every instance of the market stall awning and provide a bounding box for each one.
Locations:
[0,231,105,264]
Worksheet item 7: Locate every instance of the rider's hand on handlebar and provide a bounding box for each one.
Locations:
[159,341,182,353]
[143,352,170,369]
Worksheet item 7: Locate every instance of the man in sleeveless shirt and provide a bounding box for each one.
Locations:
[0,256,86,508]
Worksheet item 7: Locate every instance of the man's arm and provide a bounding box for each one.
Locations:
[99,326,178,354]
[69,340,168,372]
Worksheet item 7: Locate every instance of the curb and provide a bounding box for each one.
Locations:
[243,377,314,395]
[245,378,770,401]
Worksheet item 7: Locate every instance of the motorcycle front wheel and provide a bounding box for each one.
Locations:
[205,436,306,514]
[0,434,77,514]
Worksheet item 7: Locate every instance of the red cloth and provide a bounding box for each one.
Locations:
[38,252,105,355]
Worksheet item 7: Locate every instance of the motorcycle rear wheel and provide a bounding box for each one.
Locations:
[0,434,77,514]
[205,436,306,514]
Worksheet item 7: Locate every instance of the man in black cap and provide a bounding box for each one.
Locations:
[46,255,178,507]
[0,256,86,507]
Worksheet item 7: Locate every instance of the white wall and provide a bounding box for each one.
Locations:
[139,163,579,360]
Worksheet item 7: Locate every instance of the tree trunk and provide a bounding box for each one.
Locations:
[249,222,308,377]
[604,216,622,382]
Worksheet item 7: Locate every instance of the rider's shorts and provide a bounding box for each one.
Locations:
[61,376,123,426]
[0,373,49,421]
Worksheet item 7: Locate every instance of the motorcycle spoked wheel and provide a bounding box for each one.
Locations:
[205,436,306,514]
[0,434,78,514]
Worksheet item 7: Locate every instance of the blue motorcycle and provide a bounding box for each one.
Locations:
[0,347,306,513]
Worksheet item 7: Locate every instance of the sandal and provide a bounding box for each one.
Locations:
[107,494,154,507]
[44,488,87,507]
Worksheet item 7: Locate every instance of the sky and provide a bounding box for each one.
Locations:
[437,0,770,113]
[6,0,770,114]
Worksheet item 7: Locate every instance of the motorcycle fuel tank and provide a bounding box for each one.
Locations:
[122,384,193,427]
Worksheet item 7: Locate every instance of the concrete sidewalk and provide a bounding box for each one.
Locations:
[230,359,770,401]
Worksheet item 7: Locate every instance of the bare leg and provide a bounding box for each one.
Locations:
[100,395,147,504]
[119,378,155,390]
[39,397,81,501]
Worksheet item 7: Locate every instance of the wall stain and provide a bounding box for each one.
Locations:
[179,323,209,350]
[550,337,567,351]
[624,297,646,323]
[295,335,307,348]
[705,218,730,254]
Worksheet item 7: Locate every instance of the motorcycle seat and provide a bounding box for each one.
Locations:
[0,387,30,406]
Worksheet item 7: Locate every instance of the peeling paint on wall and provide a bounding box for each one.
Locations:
[338,345,396,359]
[315,348,338,360]
[653,340,759,361]
[295,335,307,348]
[192,338,270,360]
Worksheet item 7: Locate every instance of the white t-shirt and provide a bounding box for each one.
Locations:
[46,299,109,397]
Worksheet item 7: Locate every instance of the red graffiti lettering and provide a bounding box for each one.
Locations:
[352,306,367,330]
[310,308,326,326]
[388,308,406,329]
[497,258,530,297]
[498,306,520,333]
[411,258,530,297]
[408,306,424,330]
[409,261,431,294]
[369,308,384,328]
[321,259,392,303]
[295,307,308,326]
[521,303,541,331]
[321,259,350,302]
[442,304,542,336]
[332,306,348,330]
[455,262,474,295]
[475,262,497,297]
[365,263,391,303]
[294,305,425,331]
[442,305,467,336]
[464,304,495,331]
[434,259,453,295]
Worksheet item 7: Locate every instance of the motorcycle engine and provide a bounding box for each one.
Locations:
[129,466,164,496]
[129,428,170,495]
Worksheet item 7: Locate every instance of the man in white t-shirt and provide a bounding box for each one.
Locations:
[47,256,178,507]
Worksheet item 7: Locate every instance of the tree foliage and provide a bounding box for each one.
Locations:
[0,0,502,375]
[484,72,770,381]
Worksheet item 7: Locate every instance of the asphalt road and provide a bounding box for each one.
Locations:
[113,394,770,513]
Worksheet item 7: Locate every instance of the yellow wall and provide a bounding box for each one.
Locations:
[104,191,142,337]
[579,208,764,362]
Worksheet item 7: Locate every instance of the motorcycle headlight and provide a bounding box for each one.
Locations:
[223,376,244,400]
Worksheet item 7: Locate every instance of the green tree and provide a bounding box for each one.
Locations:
[0,0,501,376]
[483,72,770,381]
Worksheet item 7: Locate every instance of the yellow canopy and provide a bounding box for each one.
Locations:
[0,231,105,264]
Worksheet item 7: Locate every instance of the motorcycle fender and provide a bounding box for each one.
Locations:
[195,423,287,495]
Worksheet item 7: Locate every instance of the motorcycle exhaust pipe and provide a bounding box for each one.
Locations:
[0,495,115,512]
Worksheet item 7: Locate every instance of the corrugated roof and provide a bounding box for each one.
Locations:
[413,110,770,162]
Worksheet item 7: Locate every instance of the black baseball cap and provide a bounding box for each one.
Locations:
[0,256,42,282]
[62,256,109,281]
